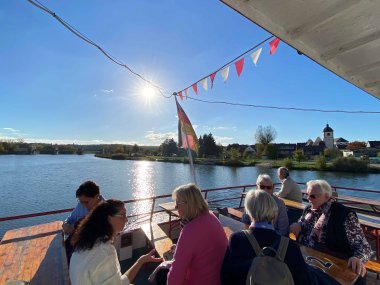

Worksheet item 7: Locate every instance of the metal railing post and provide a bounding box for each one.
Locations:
[150,197,156,223]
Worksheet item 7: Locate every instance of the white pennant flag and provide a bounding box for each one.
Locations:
[185,88,189,98]
[201,78,208,90]
[250,48,262,66]
[221,66,230,82]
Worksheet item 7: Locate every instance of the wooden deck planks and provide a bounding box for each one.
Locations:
[0,221,70,285]
[141,223,173,259]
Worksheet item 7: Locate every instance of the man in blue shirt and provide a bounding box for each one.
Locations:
[62,180,103,235]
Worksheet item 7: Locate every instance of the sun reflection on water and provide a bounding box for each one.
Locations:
[130,161,155,217]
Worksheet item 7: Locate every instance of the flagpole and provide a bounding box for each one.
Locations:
[175,96,197,185]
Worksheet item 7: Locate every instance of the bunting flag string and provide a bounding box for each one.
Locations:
[176,35,281,98]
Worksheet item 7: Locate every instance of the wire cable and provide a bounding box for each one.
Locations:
[28,0,379,115]
[27,0,172,98]
[172,94,380,114]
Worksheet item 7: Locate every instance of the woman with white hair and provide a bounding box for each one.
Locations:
[290,180,372,284]
[221,190,312,285]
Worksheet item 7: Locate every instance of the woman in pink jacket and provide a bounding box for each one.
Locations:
[166,183,228,285]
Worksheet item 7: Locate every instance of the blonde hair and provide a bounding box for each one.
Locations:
[244,190,278,223]
[172,183,208,220]
[306,180,332,198]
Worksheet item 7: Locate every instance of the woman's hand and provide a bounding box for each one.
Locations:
[289,222,301,238]
[348,256,367,277]
[139,249,163,264]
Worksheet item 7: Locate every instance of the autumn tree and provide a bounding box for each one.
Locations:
[346,141,366,151]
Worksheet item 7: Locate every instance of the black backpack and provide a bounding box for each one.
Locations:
[243,230,294,285]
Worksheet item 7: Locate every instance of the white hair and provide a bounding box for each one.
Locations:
[306,180,332,198]
[256,174,273,186]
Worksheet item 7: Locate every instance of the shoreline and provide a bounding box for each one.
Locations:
[95,154,380,174]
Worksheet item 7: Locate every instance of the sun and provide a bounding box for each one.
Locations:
[141,86,156,99]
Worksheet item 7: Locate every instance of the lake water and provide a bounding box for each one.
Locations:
[1,154,380,238]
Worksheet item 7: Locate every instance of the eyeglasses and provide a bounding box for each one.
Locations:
[258,185,272,190]
[175,201,186,209]
[113,213,128,218]
[307,194,319,199]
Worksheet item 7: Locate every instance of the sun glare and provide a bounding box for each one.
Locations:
[142,86,156,99]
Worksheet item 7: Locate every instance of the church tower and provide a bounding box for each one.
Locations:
[323,124,334,149]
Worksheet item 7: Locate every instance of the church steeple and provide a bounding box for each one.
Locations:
[322,124,334,149]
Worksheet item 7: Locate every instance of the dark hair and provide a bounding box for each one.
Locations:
[76,180,100,198]
[71,199,125,251]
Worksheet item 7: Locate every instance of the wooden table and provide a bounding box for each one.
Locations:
[0,221,70,285]
[159,202,180,238]
[219,215,358,285]
[300,245,358,285]
[279,197,307,210]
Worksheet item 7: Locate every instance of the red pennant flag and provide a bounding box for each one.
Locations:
[210,72,216,88]
[269,37,281,55]
[234,58,245,77]
[179,91,183,100]
[192,83,198,95]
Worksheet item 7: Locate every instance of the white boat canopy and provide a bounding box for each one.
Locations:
[220,0,380,100]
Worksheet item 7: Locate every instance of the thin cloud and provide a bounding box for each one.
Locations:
[212,126,237,131]
[101,89,114,93]
[145,131,177,145]
[214,136,233,145]
[3,128,19,132]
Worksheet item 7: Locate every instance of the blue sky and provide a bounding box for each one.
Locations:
[1,1,379,146]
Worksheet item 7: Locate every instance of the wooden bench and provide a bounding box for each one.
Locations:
[141,223,173,259]
[0,221,70,285]
[227,207,243,220]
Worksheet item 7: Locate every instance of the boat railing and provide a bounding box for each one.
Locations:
[0,184,256,237]
[1,183,379,239]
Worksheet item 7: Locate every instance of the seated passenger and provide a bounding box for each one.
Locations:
[62,180,104,235]
[242,174,289,235]
[290,180,373,283]
[221,190,313,285]
[275,167,302,202]
[163,183,228,285]
[62,180,104,263]
[69,199,162,285]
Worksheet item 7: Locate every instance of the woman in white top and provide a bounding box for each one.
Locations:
[69,199,162,285]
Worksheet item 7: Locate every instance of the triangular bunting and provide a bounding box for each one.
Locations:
[221,66,230,82]
[179,91,183,100]
[234,58,245,77]
[269,38,281,55]
[201,78,208,91]
[192,83,198,95]
[210,72,216,88]
[250,48,262,66]
[185,88,189,99]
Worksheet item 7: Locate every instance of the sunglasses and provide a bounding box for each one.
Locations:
[307,194,319,199]
[258,185,272,190]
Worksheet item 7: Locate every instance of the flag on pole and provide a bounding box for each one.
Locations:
[176,98,199,154]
